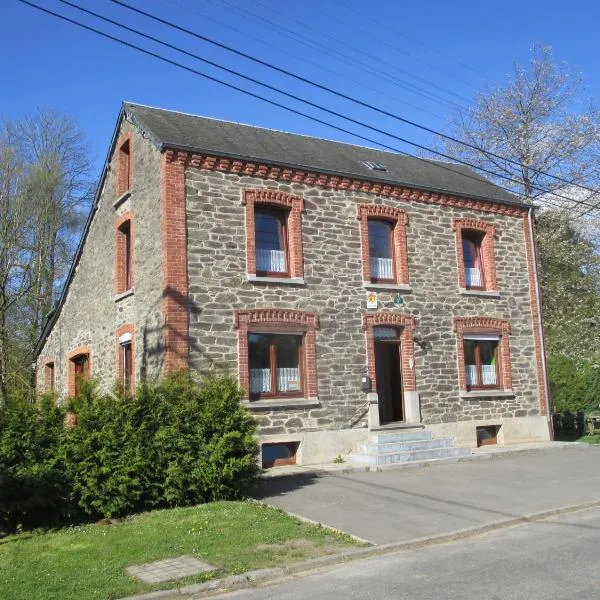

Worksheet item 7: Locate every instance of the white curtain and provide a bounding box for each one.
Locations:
[278,368,300,392]
[250,368,271,393]
[465,267,483,287]
[371,257,393,279]
[257,249,285,272]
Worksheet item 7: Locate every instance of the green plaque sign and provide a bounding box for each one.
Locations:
[394,294,404,306]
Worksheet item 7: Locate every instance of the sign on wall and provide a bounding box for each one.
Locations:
[366,291,378,309]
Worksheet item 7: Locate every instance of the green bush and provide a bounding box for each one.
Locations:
[0,372,259,530]
[62,372,259,519]
[0,395,73,531]
[548,354,600,413]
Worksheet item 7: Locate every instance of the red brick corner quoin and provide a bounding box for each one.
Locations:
[234,309,319,399]
[358,204,409,284]
[452,218,497,291]
[161,150,189,373]
[363,312,417,393]
[453,317,512,392]
[242,189,305,278]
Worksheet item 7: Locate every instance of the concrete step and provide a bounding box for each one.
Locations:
[348,445,472,466]
[368,430,433,444]
[360,438,455,454]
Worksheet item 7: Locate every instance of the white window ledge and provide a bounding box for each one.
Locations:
[363,282,412,292]
[114,288,135,302]
[242,397,320,410]
[247,274,305,285]
[460,389,515,399]
[113,190,131,209]
[459,289,500,298]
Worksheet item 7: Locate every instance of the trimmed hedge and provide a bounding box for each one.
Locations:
[0,373,259,532]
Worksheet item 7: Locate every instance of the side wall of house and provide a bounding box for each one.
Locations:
[35,117,165,395]
[185,167,548,455]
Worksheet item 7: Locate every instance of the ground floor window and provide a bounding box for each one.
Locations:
[464,336,500,389]
[249,333,303,397]
[120,340,133,391]
[72,354,90,396]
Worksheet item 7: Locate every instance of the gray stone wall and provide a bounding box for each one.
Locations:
[185,169,541,435]
[36,116,165,395]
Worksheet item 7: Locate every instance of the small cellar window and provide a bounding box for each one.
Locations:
[477,425,500,447]
[262,442,299,468]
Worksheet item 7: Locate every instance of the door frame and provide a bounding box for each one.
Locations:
[374,333,404,423]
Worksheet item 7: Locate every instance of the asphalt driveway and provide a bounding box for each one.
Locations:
[253,445,600,544]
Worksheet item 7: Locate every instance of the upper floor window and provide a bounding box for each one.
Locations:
[115,213,134,294]
[116,137,131,196]
[358,204,409,287]
[462,231,485,289]
[368,219,395,282]
[255,208,289,276]
[242,190,304,281]
[453,219,497,292]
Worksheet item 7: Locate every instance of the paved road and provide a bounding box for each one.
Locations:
[254,445,600,544]
[214,507,600,600]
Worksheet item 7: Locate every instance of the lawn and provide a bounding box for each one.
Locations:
[577,433,600,444]
[0,501,361,600]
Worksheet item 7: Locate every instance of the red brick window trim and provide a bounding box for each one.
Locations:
[115,211,134,293]
[452,218,497,291]
[234,309,319,400]
[116,133,132,197]
[453,317,512,392]
[358,204,409,285]
[242,189,304,278]
[116,324,135,392]
[41,356,56,393]
[363,313,417,392]
[67,346,92,398]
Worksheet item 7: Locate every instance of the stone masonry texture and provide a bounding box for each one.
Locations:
[185,169,542,435]
[36,116,165,395]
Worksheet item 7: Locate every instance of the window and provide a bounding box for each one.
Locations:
[262,442,299,468]
[116,326,135,392]
[249,333,303,398]
[242,190,304,280]
[45,361,55,392]
[120,341,133,391]
[368,219,395,282]
[462,231,485,289]
[115,214,133,294]
[72,354,90,397]
[358,204,409,286]
[453,317,512,395]
[463,336,500,389]
[453,219,497,292]
[255,208,289,276]
[116,137,131,196]
[234,309,319,401]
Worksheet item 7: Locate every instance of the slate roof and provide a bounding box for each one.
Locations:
[125,103,522,206]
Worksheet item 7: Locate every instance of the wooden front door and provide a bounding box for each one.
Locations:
[374,327,404,424]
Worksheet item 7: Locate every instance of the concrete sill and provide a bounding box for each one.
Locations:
[460,389,515,399]
[363,282,412,292]
[114,288,135,302]
[459,289,501,298]
[113,190,131,209]
[247,275,305,285]
[242,398,320,411]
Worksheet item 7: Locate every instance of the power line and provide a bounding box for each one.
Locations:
[163,0,449,123]
[19,0,600,213]
[110,0,600,202]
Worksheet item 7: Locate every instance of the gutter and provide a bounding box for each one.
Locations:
[528,206,553,437]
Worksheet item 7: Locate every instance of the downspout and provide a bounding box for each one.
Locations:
[528,206,553,438]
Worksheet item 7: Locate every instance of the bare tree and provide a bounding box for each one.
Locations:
[442,45,600,205]
[0,109,93,401]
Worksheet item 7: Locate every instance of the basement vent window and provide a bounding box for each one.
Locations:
[262,442,299,468]
[361,161,387,171]
[476,425,500,447]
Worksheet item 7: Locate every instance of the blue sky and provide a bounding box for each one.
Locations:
[2,0,600,177]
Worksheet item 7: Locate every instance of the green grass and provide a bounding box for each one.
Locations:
[0,501,362,600]
[576,433,600,444]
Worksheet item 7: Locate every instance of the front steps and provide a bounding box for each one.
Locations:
[348,429,472,468]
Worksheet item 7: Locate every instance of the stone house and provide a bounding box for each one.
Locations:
[35,103,552,466]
